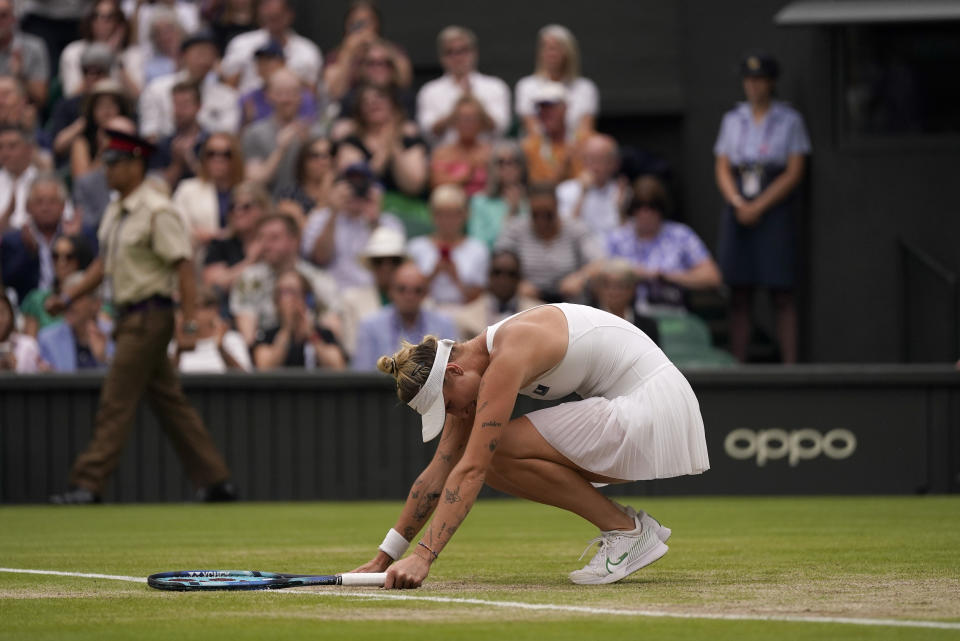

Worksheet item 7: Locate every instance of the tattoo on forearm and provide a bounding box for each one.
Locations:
[488,438,499,452]
[444,486,462,504]
[476,401,488,414]
[403,526,416,541]
[480,420,501,429]
[413,491,441,522]
[439,452,452,464]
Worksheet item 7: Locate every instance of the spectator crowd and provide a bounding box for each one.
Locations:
[1,0,809,374]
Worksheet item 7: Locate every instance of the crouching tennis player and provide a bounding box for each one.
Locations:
[353,303,709,588]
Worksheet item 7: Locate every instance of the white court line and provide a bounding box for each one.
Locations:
[2,567,959,631]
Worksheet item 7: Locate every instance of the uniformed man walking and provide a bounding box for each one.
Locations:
[47,130,235,504]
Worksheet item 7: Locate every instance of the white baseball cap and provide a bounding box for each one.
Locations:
[407,339,455,442]
[533,81,568,105]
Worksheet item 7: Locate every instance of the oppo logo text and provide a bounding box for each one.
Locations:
[724,428,857,467]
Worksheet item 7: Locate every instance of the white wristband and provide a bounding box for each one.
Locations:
[378,528,410,560]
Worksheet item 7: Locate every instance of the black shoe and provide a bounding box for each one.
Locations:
[198,480,238,502]
[50,487,101,505]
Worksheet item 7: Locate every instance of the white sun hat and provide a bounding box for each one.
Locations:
[407,339,455,442]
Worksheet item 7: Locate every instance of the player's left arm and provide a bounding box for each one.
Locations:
[385,346,531,588]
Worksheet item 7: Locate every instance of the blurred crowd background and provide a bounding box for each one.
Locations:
[2,0,956,376]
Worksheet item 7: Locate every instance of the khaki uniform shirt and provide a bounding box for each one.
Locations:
[97,181,192,305]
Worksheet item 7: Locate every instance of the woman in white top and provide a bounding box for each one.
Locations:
[59,1,139,98]
[353,303,709,588]
[515,25,599,142]
[407,184,488,307]
[173,132,246,249]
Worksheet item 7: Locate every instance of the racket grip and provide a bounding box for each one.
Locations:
[339,572,387,587]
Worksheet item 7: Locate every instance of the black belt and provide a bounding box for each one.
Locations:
[117,295,174,317]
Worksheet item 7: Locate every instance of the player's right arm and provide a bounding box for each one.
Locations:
[351,413,472,573]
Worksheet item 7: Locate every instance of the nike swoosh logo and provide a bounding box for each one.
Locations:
[605,552,629,574]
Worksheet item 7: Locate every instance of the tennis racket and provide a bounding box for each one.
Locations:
[147,570,387,591]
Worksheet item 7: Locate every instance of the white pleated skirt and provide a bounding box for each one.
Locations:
[525,364,710,481]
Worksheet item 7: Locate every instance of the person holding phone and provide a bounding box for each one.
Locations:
[407,184,488,310]
[301,162,405,290]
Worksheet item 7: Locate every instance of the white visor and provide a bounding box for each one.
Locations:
[406,339,454,442]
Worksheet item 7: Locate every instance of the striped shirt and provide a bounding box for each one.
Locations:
[495,217,606,296]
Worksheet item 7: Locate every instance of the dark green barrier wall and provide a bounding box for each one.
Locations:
[1,367,957,503]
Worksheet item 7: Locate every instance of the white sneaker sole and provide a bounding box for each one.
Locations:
[569,540,669,585]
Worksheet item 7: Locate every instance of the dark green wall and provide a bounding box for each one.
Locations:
[2,368,957,502]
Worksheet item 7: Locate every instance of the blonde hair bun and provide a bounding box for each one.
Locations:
[377,355,399,376]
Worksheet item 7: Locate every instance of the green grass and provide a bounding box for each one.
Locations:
[2,496,959,640]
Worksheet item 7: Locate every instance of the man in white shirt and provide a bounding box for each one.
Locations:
[138,31,240,141]
[556,133,626,235]
[0,125,39,231]
[416,26,510,145]
[221,0,321,93]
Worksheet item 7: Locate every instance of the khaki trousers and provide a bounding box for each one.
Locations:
[70,307,231,494]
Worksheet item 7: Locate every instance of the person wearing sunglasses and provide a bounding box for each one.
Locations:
[173,132,245,250]
[334,39,415,122]
[352,260,456,371]
[323,2,412,109]
[20,233,95,337]
[416,25,509,145]
[467,140,530,250]
[494,182,605,304]
[453,249,542,340]
[275,136,333,214]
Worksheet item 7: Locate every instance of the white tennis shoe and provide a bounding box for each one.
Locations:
[612,500,672,543]
[568,515,669,585]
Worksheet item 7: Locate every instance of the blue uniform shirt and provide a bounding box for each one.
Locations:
[713,101,811,166]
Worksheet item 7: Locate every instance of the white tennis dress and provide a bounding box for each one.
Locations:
[486,303,710,480]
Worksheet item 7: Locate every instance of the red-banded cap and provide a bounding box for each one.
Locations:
[103,129,155,159]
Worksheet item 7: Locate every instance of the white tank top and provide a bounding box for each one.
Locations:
[485,303,671,401]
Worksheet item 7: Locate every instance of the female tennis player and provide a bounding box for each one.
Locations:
[353,303,709,588]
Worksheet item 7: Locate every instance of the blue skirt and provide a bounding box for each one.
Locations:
[717,165,799,289]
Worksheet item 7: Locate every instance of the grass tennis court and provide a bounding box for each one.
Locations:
[2,496,959,640]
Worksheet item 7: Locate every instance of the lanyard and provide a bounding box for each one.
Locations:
[737,105,778,165]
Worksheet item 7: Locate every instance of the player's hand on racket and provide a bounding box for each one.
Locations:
[350,550,393,574]
[384,554,430,589]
